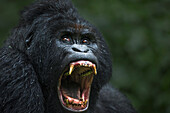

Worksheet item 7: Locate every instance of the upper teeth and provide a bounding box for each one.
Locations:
[69,64,75,75]
[68,61,97,75]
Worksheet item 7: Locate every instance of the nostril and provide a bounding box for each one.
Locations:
[72,47,89,53]
[72,47,81,52]
[84,49,89,53]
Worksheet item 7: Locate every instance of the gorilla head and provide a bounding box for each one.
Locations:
[1,0,113,113]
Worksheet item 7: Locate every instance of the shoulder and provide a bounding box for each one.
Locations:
[94,84,137,113]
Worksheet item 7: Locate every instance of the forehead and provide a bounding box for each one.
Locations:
[57,23,94,35]
[67,24,92,34]
[49,17,94,33]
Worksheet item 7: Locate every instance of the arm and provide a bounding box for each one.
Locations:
[0,47,44,113]
[94,84,137,113]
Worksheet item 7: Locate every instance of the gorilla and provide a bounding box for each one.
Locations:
[0,0,137,113]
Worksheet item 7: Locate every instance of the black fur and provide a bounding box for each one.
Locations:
[0,0,137,113]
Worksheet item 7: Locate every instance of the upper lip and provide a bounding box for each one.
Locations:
[61,54,98,74]
[68,60,97,75]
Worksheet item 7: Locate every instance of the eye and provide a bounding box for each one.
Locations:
[81,38,90,45]
[61,35,72,43]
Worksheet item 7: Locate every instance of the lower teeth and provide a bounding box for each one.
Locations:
[64,99,87,107]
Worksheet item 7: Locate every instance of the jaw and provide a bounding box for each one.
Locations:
[58,60,97,112]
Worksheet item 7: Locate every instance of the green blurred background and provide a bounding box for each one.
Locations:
[0,0,170,113]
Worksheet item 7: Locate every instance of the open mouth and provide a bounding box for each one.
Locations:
[58,60,97,112]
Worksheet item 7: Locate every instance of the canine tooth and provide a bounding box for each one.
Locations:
[82,93,85,102]
[69,64,74,75]
[92,64,97,75]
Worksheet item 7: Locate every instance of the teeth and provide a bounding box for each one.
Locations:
[92,64,97,75]
[68,61,97,76]
[83,100,88,106]
[65,99,69,106]
[69,64,75,75]
[65,97,87,107]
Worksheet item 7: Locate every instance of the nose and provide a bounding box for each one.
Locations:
[71,44,89,53]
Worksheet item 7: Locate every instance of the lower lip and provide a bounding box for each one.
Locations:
[58,86,90,112]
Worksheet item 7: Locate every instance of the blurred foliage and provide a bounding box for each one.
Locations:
[0,0,170,113]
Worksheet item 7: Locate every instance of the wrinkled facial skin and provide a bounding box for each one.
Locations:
[56,27,98,66]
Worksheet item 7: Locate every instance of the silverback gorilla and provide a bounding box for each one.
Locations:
[0,0,137,113]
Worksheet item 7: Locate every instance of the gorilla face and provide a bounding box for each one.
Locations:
[13,0,112,112]
[55,26,98,112]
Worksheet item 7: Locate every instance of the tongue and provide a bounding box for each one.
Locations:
[61,82,81,99]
